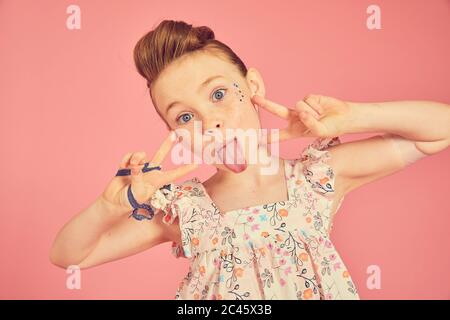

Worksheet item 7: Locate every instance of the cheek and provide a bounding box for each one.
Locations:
[227,99,259,130]
[222,86,247,125]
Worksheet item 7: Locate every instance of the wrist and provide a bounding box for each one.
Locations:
[97,193,132,218]
[344,101,380,134]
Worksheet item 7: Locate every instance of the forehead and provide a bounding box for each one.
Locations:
[151,52,238,112]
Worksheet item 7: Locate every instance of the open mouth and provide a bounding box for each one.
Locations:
[215,137,248,173]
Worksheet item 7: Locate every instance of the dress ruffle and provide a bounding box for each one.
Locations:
[300,136,342,234]
[145,183,188,258]
[300,136,341,199]
[148,184,178,224]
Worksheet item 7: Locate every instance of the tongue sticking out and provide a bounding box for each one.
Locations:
[217,137,248,173]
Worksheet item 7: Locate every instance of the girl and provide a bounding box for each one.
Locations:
[50,20,450,300]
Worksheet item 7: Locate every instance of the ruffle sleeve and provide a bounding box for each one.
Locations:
[300,136,342,234]
[145,183,187,259]
[300,136,341,198]
[148,184,179,224]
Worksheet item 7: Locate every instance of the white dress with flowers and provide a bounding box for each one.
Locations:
[147,136,360,300]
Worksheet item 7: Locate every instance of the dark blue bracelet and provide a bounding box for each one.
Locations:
[114,162,162,221]
[115,162,162,176]
[127,184,155,221]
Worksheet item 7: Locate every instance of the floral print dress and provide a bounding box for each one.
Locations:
[147,136,359,300]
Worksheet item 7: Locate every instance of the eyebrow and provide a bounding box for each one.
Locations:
[165,75,225,114]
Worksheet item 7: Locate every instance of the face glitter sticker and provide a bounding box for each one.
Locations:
[233,82,245,102]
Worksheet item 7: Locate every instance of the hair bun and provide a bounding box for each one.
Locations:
[134,19,247,97]
[193,26,215,43]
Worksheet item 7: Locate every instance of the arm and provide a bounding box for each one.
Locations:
[50,132,197,270]
[49,195,171,270]
[329,100,450,195]
[249,94,450,195]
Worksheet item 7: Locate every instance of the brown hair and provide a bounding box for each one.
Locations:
[133,19,248,127]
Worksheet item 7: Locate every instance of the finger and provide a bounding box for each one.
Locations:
[299,111,324,136]
[251,94,291,120]
[295,100,320,120]
[139,154,149,165]
[304,95,324,117]
[119,152,133,169]
[129,152,147,167]
[130,161,147,202]
[160,163,199,185]
[151,131,177,165]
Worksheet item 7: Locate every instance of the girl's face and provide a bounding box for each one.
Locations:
[151,51,266,173]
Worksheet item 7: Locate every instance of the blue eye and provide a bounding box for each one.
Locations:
[212,88,226,102]
[177,112,193,124]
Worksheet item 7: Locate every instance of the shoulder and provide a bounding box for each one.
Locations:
[293,136,346,234]
[291,136,342,199]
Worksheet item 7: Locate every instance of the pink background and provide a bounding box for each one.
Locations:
[1,0,449,299]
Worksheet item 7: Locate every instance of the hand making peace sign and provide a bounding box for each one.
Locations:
[251,94,353,142]
[101,131,198,213]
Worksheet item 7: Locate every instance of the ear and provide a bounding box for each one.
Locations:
[246,67,265,113]
[246,67,266,99]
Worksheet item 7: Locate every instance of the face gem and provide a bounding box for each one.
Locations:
[233,82,244,102]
